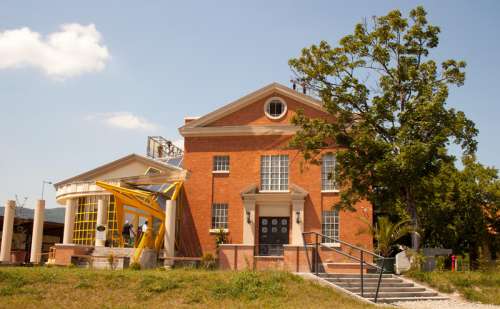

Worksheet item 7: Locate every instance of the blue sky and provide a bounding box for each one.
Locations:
[0,0,499,208]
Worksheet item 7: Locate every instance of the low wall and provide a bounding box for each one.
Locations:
[218,244,254,270]
[283,245,313,272]
[53,244,93,266]
[218,244,314,272]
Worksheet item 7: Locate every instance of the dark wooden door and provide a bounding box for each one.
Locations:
[258,217,289,256]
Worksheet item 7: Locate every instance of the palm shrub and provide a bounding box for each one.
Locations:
[362,216,416,257]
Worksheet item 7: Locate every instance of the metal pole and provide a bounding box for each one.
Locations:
[374,258,385,303]
[360,251,364,297]
[41,180,52,200]
[315,233,319,276]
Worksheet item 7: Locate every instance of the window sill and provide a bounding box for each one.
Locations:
[209,228,229,234]
[321,242,341,248]
[259,190,290,193]
[321,190,340,193]
[212,171,229,174]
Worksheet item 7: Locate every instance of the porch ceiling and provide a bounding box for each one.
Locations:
[240,183,307,202]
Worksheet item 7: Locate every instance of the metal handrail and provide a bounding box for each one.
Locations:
[302,231,386,303]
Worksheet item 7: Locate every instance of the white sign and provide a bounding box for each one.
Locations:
[96,224,107,241]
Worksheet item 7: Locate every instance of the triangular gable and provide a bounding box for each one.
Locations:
[54,153,185,186]
[180,82,326,130]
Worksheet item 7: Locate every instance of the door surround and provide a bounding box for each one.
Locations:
[241,183,307,246]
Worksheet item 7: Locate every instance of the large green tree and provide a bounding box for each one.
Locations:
[415,156,499,265]
[288,6,478,249]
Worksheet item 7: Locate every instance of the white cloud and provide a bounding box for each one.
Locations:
[0,23,110,79]
[86,112,159,131]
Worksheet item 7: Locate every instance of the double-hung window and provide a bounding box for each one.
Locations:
[322,210,339,243]
[321,153,338,191]
[213,155,230,172]
[260,155,289,191]
[211,203,228,229]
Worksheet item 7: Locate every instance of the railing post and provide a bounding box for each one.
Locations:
[360,251,364,297]
[315,233,319,276]
[374,257,385,303]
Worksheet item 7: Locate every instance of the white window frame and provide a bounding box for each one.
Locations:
[211,203,228,230]
[213,155,230,173]
[263,97,287,120]
[260,155,289,192]
[321,153,339,192]
[321,209,340,245]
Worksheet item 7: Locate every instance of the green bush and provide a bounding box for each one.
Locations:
[436,256,446,271]
[129,262,141,270]
[201,253,217,270]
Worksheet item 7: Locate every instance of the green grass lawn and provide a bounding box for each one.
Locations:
[406,270,500,305]
[0,267,380,309]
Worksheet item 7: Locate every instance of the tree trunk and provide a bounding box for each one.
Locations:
[405,188,420,250]
[469,243,479,270]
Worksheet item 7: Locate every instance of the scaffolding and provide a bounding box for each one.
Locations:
[146,136,183,162]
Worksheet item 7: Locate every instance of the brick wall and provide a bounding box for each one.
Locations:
[182,93,373,259]
[53,244,93,266]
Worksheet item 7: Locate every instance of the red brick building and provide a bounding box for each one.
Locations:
[179,83,373,271]
[46,82,372,272]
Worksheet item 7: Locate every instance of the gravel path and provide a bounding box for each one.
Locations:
[394,299,500,309]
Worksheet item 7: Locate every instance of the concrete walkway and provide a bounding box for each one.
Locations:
[395,299,500,309]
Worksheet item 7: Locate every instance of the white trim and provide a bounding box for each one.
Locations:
[178,82,326,131]
[180,125,299,137]
[209,228,229,234]
[264,96,287,120]
[212,171,230,174]
[321,190,340,193]
[321,242,341,248]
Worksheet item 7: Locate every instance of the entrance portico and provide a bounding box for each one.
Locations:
[241,184,307,254]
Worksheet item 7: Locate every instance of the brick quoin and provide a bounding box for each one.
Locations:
[179,86,373,271]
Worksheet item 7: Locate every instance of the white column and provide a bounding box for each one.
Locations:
[63,198,76,244]
[0,200,16,263]
[164,200,176,266]
[95,197,107,247]
[242,198,256,245]
[30,199,45,264]
[291,199,305,246]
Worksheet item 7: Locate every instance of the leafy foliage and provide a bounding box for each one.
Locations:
[288,6,478,249]
[360,216,415,256]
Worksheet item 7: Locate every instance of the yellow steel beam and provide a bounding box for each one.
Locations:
[154,223,165,252]
[133,231,148,263]
[162,182,178,195]
[171,182,183,201]
[96,181,165,220]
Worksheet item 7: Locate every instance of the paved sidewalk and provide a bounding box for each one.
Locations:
[395,299,500,309]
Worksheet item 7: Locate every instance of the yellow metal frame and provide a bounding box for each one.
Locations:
[95,181,183,263]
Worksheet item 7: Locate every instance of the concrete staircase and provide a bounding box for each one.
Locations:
[91,247,158,269]
[319,273,448,304]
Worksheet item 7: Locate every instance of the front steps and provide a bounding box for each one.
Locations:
[318,273,449,304]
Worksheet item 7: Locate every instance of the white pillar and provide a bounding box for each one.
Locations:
[164,200,176,266]
[95,197,107,247]
[30,199,45,264]
[63,198,76,244]
[243,198,256,245]
[0,200,16,263]
[291,199,305,246]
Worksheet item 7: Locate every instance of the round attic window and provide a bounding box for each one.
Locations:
[264,97,287,120]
